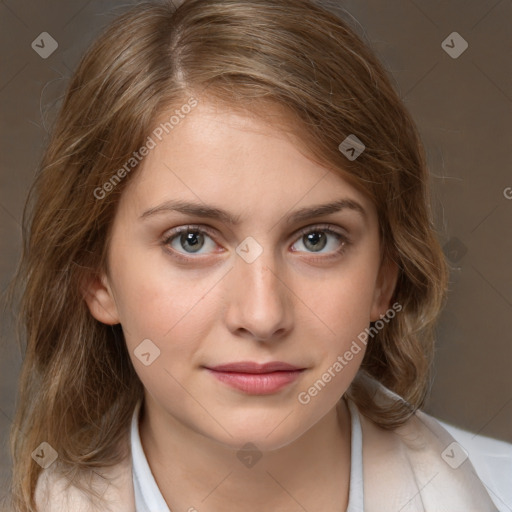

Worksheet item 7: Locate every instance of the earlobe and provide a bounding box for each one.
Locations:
[370,258,399,322]
[81,272,120,325]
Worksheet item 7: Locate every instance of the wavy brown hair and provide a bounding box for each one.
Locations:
[6,0,448,509]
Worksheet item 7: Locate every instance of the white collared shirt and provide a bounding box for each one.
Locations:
[130,399,512,512]
[130,399,365,511]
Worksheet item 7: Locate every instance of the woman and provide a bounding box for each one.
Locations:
[7,0,508,510]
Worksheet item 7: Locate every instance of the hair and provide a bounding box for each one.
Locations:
[6,0,448,510]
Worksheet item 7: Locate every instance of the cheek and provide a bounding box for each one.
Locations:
[116,265,221,410]
[298,260,379,345]
[294,272,376,410]
[110,249,222,353]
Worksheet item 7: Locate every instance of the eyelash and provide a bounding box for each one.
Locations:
[161,223,351,263]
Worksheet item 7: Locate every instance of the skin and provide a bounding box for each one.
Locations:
[85,98,397,511]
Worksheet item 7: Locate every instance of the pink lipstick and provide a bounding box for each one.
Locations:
[205,361,305,395]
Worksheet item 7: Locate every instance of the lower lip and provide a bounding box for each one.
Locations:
[206,369,304,394]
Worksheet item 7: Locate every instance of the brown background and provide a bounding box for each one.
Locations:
[1,0,511,499]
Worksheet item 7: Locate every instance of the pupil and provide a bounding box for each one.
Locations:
[305,232,326,252]
[181,232,204,252]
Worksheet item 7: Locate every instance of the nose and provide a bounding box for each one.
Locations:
[224,249,293,342]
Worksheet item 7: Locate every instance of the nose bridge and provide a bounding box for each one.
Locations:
[243,254,278,297]
[226,240,291,340]
[235,234,280,291]
[238,246,283,308]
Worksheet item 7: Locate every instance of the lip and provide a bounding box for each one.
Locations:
[205,361,306,395]
[208,361,302,373]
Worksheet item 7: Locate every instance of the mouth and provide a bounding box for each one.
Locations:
[204,361,306,395]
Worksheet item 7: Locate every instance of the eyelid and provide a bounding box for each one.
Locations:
[293,223,351,244]
[161,225,221,262]
[161,222,352,267]
[162,223,350,246]
[162,224,217,240]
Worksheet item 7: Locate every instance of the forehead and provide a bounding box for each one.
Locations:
[118,99,377,223]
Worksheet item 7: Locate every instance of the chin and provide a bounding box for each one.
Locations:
[205,419,308,453]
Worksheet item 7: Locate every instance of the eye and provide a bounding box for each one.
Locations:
[290,225,349,255]
[163,226,219,256]
[161,223,350,262]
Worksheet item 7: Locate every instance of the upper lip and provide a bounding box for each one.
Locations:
[206,361,303,373]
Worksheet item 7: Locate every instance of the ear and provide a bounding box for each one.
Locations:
[81,272,120,325]
[370,257,399,322]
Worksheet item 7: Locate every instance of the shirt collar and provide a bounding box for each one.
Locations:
[130,397,363,511]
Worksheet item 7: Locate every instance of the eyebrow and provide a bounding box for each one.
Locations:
[139,198,366,225]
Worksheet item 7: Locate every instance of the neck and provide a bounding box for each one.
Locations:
[139,395,352,512]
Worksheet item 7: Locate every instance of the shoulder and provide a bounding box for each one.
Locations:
[437,419,512,511]
[352,375,501,511]
[34,454,134,512]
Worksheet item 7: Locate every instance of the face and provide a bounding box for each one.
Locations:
[85,99,397,451]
